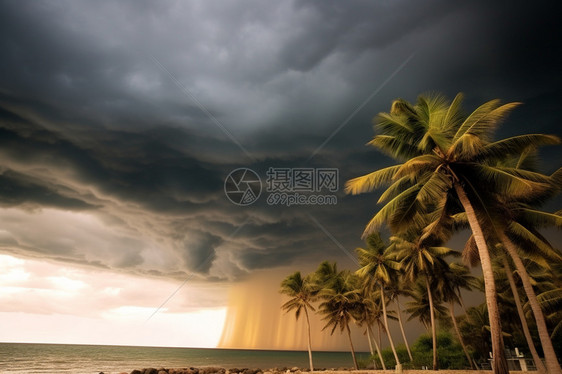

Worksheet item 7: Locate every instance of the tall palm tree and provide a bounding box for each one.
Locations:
[462,189,562,374]
[313,261,339,289]
[437,262,478,369]
[385,277,414,361]
[484,151,562,374]
[536,285,562,341]
[318,270,361,370]
[280,271,318,371]
[353,289,387,370]
[406,280,448,332]
[346,92,559,374]
[497,220,562,374]
[500,254,547,374]
[392,232,457,370]
[355,233,402,368]
[458,303,494,364]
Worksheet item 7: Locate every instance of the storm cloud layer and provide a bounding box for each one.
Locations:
[1,0,561,287]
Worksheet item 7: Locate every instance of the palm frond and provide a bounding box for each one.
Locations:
[473,164,551,199]
[377,175,415,204]
[516,208,562,228]
[345,164,403,195]
[462,235,480,267]
[416,170,451,205]
[482,134,560,161]
[394,154,441,179]
[441,92,464,134]
[368,135,422,160]
[452,100,519,143]
[362,184,422,236]
[507,221,562,263]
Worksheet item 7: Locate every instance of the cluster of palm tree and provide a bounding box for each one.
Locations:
[344,93,561,374]
[279,241,478,371]
[280,93,561,373]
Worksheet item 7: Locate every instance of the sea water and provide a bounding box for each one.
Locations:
[0,343,370,374]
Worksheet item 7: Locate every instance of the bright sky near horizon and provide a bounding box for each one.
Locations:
[0,0,560,350]
[0,254,226,348]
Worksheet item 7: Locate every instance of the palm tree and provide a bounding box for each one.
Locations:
[497,218,562,374]
[392,232,457,370]
[346,92,559,374]
[385,277,414,361]
[313,260,339,289]
[280,271,318,371]
[437,263,478,369]
[536,286,562,341]
[318,270,361,370]
[355,233,402,368]
[485,151,562,374]
[461,186,562,374]
[500,254,547,374]
[406,280,448,332]
[458,303,494,365]
[353,289,387,370]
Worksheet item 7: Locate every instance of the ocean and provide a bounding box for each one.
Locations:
[0,343,371,374]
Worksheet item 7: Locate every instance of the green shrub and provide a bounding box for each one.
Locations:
[369,332,471,370]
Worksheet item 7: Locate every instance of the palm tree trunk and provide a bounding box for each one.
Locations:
[346,323,359,370]
[381,284,401,367]
[457,292,470,317]
[500,254,546,374]
[425,276,438,371]
[378,324,382,351]
[454,182,509,374]
[449,301,475,369]
[368,324,387,370]
[304,307,314,372]
[394,298,413,361]
[499,232,561,374]
[366,323,378,369]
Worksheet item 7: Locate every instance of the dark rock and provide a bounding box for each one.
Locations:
[200,367,223,374]
[131,371,142,374]
[144,369,159,374]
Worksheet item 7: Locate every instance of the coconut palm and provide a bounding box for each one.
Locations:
[346,92,559,374]
[460,174,562,374]
[437,263,478,369]
[465,234,549,374]
[536,286,562,340]
[313,261,339,289]
[353,289,387,370]
[385,277,414,361]
[355,233,402,368]
[405,280,447,331]
[458,303,493,364]
[484,152,562,374]
[500,254,547,374]
[280,271,318,371]
[392,232,457,370]
[497,218,562,374]
[318,270,361,370]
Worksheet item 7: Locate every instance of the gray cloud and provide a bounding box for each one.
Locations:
[0,0,560,284]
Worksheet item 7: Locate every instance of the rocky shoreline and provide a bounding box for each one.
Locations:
[107,368,537,374]
[123,367,340,374]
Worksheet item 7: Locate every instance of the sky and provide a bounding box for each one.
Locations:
[0,0,561,350]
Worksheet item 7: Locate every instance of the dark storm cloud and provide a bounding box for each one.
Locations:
[0,0,560,281]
